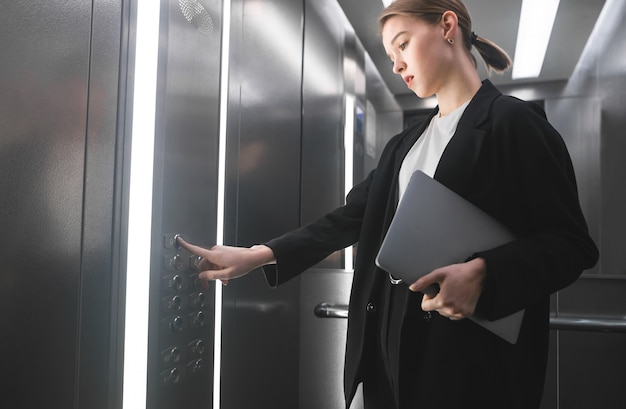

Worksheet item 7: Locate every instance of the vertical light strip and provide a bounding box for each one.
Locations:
[122,0,160,408]
[214,0,232,407]
[344,95,354,271]
[512,0,560,79]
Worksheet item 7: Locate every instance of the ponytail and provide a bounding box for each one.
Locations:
[470,33,512,74]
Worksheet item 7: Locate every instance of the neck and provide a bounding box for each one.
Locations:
[435,70,482,117]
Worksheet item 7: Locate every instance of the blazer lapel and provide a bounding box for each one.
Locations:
[434,80,502,196]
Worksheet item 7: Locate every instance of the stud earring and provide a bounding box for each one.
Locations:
[447,38,454,45]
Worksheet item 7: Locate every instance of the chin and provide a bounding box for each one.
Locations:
[412,88,435,99]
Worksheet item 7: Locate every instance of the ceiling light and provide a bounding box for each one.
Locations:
[512,0,560,79]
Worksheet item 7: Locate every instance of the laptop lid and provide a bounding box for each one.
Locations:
[375,170,524,343]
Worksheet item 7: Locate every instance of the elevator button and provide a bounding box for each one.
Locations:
[164,233,183,250]
[162,346,183,365]
[164,254,184,271]
[190,255,202,270]
[190,292,206,309]
[170,315,185,333]
[188,358,204,375]
[162,294,184,312]
[189,339,206,356]
[161,367,186,386]
[189,311,206,328]
[163,274,185,292]
[169,368,181,384]
[191,273,210,290]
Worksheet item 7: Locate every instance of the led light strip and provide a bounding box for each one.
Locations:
[214,0,232,407]
[123,0,160,407]
[344,95,354,271]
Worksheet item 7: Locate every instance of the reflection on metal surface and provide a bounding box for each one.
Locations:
[550,316,626,333]
[179,0,214,34]
[314,302,349,319]
[313,303,626,334]
[231,300,290,315]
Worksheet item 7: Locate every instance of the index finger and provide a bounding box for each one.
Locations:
[409,270,443,296]
[176,236,211,257]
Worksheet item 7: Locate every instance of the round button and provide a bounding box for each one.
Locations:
[169,295,182,311]
[169,368,181,384]
[171,275,183,291]
[423,311,432,322]
[172,254,183,270]
[192,292,206,309]
[170,316,184,332]
[170,346,182,364]
[366,302,376,313]
[192,339,205,355]
[192,311,206,327]
[192,358,204,373]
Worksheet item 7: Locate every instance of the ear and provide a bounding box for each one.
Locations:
[441,10,459,41]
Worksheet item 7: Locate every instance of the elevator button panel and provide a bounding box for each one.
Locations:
[158,233,213,388]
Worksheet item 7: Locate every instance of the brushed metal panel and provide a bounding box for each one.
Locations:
[299,269,355,409]
[221,0,304,408]
[77,0,125,408]
[545,97,601,275]
[301,0,346,269]
[0,1,92,407]
[146,0,222,407]
[598,95,626,277]
[559,331,626,409]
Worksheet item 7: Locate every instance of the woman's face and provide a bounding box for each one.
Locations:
[381,14,452,98]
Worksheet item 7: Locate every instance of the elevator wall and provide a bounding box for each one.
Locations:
[220,0,400,408]
[538,2,626,407]
[221,0,304,407]
[0,0,126,407]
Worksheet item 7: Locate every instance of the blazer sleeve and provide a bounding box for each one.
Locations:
[474,98,599,319]
[261,170,375,287]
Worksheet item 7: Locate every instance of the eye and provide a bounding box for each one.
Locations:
[399,41,407,51]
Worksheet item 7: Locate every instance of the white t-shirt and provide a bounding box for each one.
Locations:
[398,100,470,201]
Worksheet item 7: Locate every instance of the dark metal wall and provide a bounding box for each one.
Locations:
[0,0,125,408]
[539,2,626,407]
[220,0,382,407]
[221,0,304,408]
[145,1,222,408]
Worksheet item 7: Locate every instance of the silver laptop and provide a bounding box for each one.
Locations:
[375,170,525,344]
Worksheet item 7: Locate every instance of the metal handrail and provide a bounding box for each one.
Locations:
[549,316,626,333]
[314,303,626,333]
[314,302,349,319]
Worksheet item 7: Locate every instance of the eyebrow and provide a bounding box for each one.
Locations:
[386,30,409,60]
[390,30,409,46]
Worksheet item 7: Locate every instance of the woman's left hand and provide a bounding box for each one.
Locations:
[409,257,487,320]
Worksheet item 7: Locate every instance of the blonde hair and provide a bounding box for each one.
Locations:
[379,0,512,74]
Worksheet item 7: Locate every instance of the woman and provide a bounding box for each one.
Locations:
[178,0,599,407]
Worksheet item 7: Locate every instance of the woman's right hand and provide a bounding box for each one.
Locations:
[176,237,276,286]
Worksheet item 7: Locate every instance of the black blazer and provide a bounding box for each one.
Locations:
[264,81,598,408]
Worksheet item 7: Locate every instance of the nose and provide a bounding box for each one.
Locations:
[392,58,405,74]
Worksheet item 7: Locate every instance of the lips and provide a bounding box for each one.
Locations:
[403,75,414,87]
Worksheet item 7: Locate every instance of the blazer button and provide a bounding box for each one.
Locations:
[423,311,432,322]
[366,302,376,313]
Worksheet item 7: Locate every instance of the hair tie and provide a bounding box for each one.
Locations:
[471,31,478,44]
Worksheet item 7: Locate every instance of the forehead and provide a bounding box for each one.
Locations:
[381,15,425,48]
